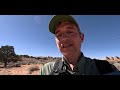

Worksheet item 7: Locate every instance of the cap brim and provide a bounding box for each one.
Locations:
[49,15,78,34]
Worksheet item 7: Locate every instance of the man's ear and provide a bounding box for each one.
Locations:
[80,33,84,43]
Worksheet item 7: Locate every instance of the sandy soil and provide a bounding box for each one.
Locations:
[0,64,43,75]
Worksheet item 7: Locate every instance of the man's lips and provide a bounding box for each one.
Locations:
[61,44,72,48]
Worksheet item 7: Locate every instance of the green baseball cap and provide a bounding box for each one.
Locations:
[49,15,79,34]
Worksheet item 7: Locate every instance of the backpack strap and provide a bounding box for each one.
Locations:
[50,59,63,75]
[94,59,114,74]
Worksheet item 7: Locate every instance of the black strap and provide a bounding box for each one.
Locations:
[50,59,63,75]
[50,59,73,75]
[94,59,114,74]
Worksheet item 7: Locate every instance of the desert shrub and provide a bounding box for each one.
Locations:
[13,63,21,67]
[28,66,39,74]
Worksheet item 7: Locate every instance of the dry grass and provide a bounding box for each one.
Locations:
[0,57,56,75]
[0,64,43,75]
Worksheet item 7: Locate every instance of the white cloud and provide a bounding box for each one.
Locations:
[33,15,42,25]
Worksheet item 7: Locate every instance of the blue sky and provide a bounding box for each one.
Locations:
[0,15,120,59]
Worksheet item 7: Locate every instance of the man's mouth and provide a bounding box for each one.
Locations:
[61,44,72,48]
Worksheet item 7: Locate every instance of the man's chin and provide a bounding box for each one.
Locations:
[61,51,73,56]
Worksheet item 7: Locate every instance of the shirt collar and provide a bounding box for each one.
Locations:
[62,52,86,74]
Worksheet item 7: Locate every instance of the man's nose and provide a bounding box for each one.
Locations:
[59,34,69,42]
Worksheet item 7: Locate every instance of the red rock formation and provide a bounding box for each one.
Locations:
[105,56,120,61]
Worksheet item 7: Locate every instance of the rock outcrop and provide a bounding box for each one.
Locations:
[105,56,120,61]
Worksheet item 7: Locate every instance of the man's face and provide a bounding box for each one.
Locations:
[55,21,84,56]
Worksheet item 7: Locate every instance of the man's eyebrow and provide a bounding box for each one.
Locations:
[67,26,75,29]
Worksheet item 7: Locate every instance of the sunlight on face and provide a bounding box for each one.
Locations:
[55,21,84,56]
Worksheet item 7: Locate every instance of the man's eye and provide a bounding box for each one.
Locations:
[57,34,62,37]
[67,32,73,34]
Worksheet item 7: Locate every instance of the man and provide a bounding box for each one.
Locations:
[40,15,119,75]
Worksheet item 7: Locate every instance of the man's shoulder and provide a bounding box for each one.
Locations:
[87,58,119,74]
[84,57,109,63]
[84,57,95,64]
[84,57,93,61]
[44,62,55,67]
[84,57,112,68]
[39,62,55,75]
[83,57,115,74]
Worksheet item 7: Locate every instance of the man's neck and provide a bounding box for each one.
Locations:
[63,52,81,66]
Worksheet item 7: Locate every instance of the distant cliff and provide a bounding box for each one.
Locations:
[105,56,120,61]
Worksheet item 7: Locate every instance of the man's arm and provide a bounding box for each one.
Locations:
[39,62,55,75]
